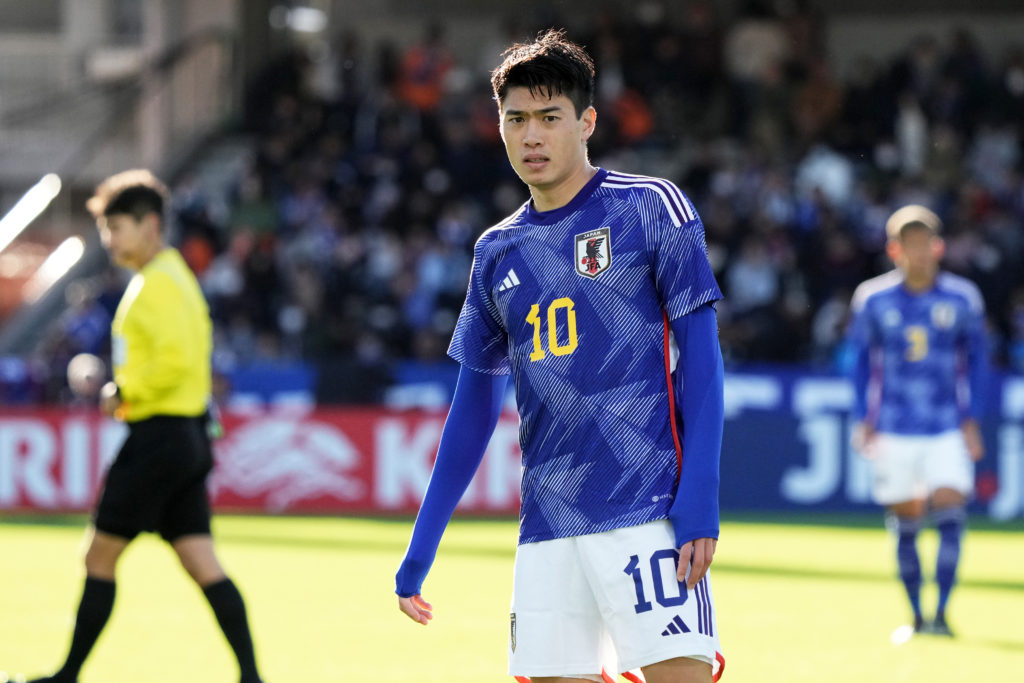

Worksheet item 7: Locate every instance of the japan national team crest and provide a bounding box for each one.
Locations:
[575,227,612,279]
[932,302,956,329]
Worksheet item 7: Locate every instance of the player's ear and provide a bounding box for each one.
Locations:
[143,211,162,236]
[932,236,946,260]
[581,106,596,142]
[885,239,902,264]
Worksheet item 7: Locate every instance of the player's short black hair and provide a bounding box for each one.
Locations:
[491,29,595,119]
[86,169,169,225]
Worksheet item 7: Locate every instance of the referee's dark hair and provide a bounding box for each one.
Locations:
[86,169,170,226]
[491,28,595,119]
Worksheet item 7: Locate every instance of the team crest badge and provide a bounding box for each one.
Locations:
[575,227,612,279]
[932,302,956,329]
[883,309,902,327]
[510,612,517,652]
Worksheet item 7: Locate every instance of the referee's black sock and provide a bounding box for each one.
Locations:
[53,576,116,681]
[203,577,261,683]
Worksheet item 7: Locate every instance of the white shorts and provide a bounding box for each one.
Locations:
[508,520,722,679]
[870,430,974,505]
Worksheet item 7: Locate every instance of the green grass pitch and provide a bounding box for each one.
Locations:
[1,513,1022,682]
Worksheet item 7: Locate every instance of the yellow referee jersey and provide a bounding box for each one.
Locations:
[111,248,212,421]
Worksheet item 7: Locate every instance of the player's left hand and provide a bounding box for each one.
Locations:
[398,594,434,625]
[678,537,717,590]
[961,418,985,461]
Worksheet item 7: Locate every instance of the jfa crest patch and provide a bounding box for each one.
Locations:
[931,302,956,329]
[883,309,902,327]
[575,227,611,279]
[510,612,517,652]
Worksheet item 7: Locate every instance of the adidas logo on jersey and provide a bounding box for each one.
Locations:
[661,615,690,636]
[498,269,521,292]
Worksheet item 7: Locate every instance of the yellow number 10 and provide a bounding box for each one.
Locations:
[526,297,578,361]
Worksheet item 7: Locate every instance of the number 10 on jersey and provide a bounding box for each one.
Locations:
[526,297,578,361]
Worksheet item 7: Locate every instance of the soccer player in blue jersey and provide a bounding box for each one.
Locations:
[847,205,988,637]
[395,30,725,682]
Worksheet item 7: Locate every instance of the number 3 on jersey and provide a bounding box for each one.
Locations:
[904,324,929,361]
[527,297,578,361]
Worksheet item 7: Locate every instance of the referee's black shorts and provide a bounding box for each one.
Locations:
[94,414,215,542]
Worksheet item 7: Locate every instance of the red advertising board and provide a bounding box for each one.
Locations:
[0,408,524,514]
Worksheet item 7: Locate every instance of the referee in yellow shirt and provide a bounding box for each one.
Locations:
[30,170,263,683]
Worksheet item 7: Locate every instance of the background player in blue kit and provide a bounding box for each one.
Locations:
[395,30,725,682]
[847,205,988,637]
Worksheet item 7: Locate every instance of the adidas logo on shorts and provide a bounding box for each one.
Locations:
[661,614,690,636]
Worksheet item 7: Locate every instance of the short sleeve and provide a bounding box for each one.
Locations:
[447,241,511,375]
[649,190,722,321]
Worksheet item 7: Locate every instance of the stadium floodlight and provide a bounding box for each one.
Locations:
[23,235,85,304]
[268,4,327,33]
[0,173,62,255]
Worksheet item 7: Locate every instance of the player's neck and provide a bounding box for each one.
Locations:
[529,163,598,213]
[902,270,936,293]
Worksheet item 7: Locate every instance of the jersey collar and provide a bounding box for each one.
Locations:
[523,168,608,225]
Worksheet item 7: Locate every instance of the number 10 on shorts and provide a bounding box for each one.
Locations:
[624,549,688,613]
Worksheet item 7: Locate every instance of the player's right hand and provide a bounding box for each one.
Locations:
[398,594,433,625]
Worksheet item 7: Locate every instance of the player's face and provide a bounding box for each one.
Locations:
[499,86,596,210]
[889,227,944,282]
[99,213,157,269]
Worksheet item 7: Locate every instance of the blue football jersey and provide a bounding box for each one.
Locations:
[847,270,987,435]
[449,168,722,544]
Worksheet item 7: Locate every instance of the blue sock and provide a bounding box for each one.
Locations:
[933,506,966,616]
[888,514,923,618]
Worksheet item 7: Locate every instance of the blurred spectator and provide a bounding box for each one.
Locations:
[724,0,790,137]
[34,9,1024,406]
[396,21,454,117]
[792,57,843,146]
[725,234,780,316]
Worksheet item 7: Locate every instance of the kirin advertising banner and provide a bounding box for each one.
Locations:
[1,373,1022,519]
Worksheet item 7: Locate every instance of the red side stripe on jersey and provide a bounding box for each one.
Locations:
[601,670,616,683]
[622,672,645,683]
[514,677,530,683]
[663,311,684,483]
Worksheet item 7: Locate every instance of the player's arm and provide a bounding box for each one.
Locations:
[846,293,876,452]
[849,336,876,452]
[667,303,724,589]
[641,186,723,588]
[396,364,508,624]
[961,300,990,461]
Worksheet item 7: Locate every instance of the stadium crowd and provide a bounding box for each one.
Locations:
[14,1,1024,403]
